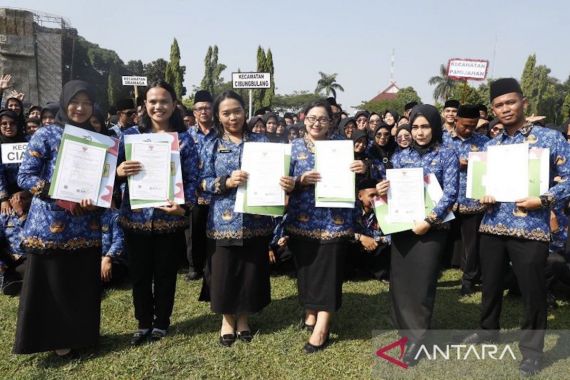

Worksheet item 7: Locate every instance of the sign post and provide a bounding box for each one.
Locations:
[122,76,148,105]
[446,59,489,103]
[231,72,271,118]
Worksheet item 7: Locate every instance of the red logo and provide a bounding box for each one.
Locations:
[376,336,408,369]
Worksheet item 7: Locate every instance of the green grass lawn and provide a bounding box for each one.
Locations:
[1,269,570,379]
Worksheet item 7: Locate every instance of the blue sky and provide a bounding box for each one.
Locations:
[2,0,568,112]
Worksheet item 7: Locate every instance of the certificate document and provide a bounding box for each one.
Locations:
[52,139,107,202]
[486,143,528,202]
[129,142,171,200]
[315,140,355,202]
[242,142,285,206]
[386,168,425,223]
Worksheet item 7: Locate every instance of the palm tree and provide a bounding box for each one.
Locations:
[315,72,345,99]
[428,64,456,102]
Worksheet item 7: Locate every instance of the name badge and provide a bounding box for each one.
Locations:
[218,149,231,153]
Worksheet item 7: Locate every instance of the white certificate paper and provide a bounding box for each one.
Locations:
[386,168,425,223]
[129,142,171,200]
[52,139,107,202]
[242,142,285,206]
[315,140,355,202]
[486,143,528,202]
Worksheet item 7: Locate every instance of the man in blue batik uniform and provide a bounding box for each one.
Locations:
[185,90,217,280]
[444,104,489,295]
[463,78,570,377]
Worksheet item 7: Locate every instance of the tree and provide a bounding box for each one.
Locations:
[253,46,267,112]
[357,86,422,115]
[143,59,168,84]
[271,91,322,113]
[106,62,122,107]
[200,45,227,96]
[262,48,275,108]
[165,38,186,98]
[126,60,144,75]
[520,54,536,105]
[315,72,344,99]
[562,93,570,122]
[428,63,456,102]
[448,83,484,105]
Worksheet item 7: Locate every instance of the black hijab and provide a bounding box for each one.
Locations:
[351,129,369,160]
[264,112,284,142]
[247,116,265,134]
[0,109,27,143]
[409,104,442,155]
[384,109,400,127]
[54,80,96,130]
[368,122,395,166]
[338,117,356,139]
[4,97,26,134]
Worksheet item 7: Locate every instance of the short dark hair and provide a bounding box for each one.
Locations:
[303,99,333,120]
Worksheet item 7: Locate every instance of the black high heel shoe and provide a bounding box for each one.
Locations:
[236,330,253,343]
[219,333,236,347]
[303,333,330,354]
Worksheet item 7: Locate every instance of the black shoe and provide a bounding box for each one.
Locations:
[519,357,541,377]
[2,280,22,296]
[130,329,151,346]
[403,342,422,367]
[303,334,330,354]
[461,331,499,345]
[298,317,315,332]
[150,329,167,342]
[185,271,202,281]
[219,333,236,347]
[236,330,253,343]
[460,284,476,296]
[547,292,558,309]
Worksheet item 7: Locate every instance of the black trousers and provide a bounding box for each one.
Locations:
[545,252,570,288]
[479,234,548,359]
[457,213,483,285]
[346,242,390,280]
[390,229,447,342]
[185,204,209,274]
[126,231,181,330]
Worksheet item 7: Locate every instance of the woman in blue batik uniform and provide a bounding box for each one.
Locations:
[377,104,459,366]
[286,100,367,353]
[14,80,103,356]
[116,80,199,345]
[199,90,295,347]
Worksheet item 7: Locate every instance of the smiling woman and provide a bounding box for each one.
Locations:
[14,80,103,357]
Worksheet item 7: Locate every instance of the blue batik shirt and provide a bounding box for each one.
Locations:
[391,144,459,226]
[200,132,275,243]
[17,124,102,253]
[284,136,355,242]
[188,124,218,205]
[0,212,26,256]
[444,130,489,214]
[354,200,390,245]
[118,127,199,234]
[479,124,570,242]
[101,208,125,260]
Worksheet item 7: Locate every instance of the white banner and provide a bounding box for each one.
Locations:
[232,72,271,89]
[122,76,148,86]
[447,59,489,81]
[1,142,28,164]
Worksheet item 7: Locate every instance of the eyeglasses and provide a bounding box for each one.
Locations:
[356,117,368,123]
[396,135,412,141]
[305,116,330,125]
[375,133,390,139]
[194,106,212,113]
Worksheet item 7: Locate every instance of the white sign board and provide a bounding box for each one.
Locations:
[122,76,148,86]
[232,72,271,89]
[1,143,28,164]
[447,59,489,81]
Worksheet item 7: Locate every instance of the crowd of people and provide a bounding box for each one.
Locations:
[1,72,570,376]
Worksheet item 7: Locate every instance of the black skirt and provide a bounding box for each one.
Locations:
[289,238,347,312]
[390,229,447,342]
[199,236,271,314]
[14,248,101,354]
